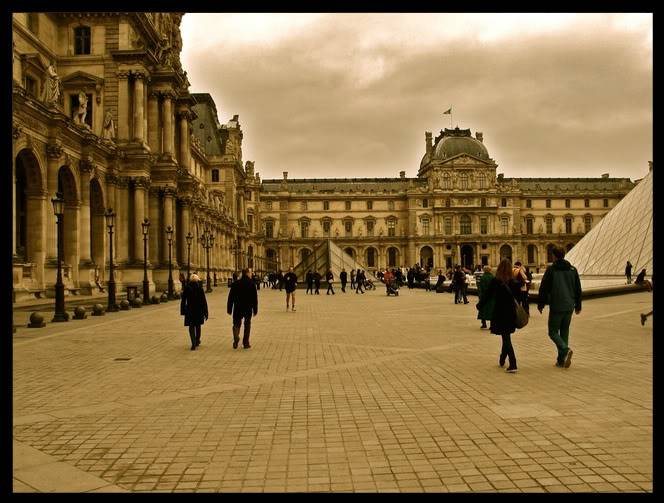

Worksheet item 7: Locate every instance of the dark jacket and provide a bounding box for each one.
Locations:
[452,270,465,289]
[227,275,258,317]
[326,271,334,282]
[284,272,298,292]
[313,272,321,287]
[537,259,582,312]
[306,271,313,286]
[181,282,208,326]
[477,272,496,321]
[477,277,517,335]
[340,271,348,284]
[625,263,633,276]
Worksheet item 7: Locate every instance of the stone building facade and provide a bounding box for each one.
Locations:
[260,127,637,273]
[12,12,258,301]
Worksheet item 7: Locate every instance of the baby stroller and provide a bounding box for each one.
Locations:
[386,278,399,296]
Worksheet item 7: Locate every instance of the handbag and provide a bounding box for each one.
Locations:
[514,298,529,329]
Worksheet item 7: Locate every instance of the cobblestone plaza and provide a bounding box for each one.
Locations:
[13,287,652,493]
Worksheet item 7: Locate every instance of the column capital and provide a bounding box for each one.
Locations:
[180,196,193,207]
[116,70,130,79]
[133,71,147,80]
[106,172,119,186]
[162,90,176,100]
[177,110,194,121]
[79,159,95,175]
[163,186,178,198]
[116,176,131,189]
[46,141,64,160]
[132,176,151,190]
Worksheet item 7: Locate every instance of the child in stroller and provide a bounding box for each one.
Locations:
[383,269,399,296]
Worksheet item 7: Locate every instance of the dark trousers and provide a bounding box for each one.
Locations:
[350,279,355,289]
[306,282,313,294]
[315,283,320,294]
[500,332,517,369]
[233,311,252,347]
[356,282,364,293]
[188,325,201,347]
[341,281,347,292]
[520,291,530,314]
[548,310,573,365]
[327,282,335,294]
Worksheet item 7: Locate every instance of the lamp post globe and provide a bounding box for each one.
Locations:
[166,225,174,299]
[141,217,150,304]
[51,192,69,322]
[105,208,119,312]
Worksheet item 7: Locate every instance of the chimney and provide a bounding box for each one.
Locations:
[475,132,483,143]
[649,161,653,171]
[283,171,288,180]
[245,160,254,176]
[425,131,432,156]
[601,173,609,178]
[497,173,504,181]
[400,171,406,179]
[232,114,239,121]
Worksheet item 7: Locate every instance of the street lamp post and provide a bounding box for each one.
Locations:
[105,208,119,312]
[51,192,69,322]
[141,217,150,304]
[199,228,214,293]
[185,232,193,280]
[166,225,174,299]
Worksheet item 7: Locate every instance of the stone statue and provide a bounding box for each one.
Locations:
[73,91,88,126]
[102,111,115,141]
[43,61,62,106]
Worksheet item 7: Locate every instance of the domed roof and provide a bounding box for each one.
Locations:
[432,128,489,160]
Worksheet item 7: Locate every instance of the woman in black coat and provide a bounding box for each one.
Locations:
[180,274,209,350]
[477,259,519,373]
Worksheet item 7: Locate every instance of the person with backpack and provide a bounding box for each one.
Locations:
[340,268,348,293]
[180,274,209,350]
[476,259,520,373]
[226,268,258,349]
[537,246,582,369]
[326,268,335,295]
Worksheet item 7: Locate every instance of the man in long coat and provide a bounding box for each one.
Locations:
[227,268,259,349]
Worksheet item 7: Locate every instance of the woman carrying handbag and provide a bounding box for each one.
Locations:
[180,274,209,350]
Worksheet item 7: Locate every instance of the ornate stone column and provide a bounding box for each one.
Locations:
[148,187,161,266]
[147,92,159,153]
[117,71,130,140]
[115,176,130,264]
[163,93,174,157]
[45,142,63,261]
[26,189,47,288]
[105,173,118,263]
[163,187,178,267]
[133,72,145,142]
[64,199,81,285]
[133,177,149,262]
[178,110,190,170]
[78,161,93,263]
[180,197,191,264]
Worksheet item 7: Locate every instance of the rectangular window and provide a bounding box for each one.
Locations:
[323,201,329,211]
[279,201,287,210]
[367,200,373,210]
[526,199,532,208]
[265,221,273,238]
[265,200,272,210]
[546,199,551,208]
[25,76,37,97]
[422,218,430,235]
[565,199,571,209]
[366,220,374,236]
[501,218,509,234]
[445,198,451,208]
[444,218,452,235]
[345,200,351,211]
[501,198,507,207]
[323,220,331,236]
[584,215,592,233]
[526,218,533,235]
[388,200,395,211]
[565,217,572,234]
[388,219,396,237]
[480,217,488,235]
[301,201,307,211]
[301,221,309,238]
[422,198,429,208]
[603,198,609,208]
[247,214,253,232]
[211,169,220,182]
[584,198,590,208]
[546,217,553,234]
[480,198,486,208]
[74,26,91,55]
[344,221,352,236]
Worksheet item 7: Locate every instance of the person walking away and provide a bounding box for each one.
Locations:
[356,269,365,294]
[284,267,298,311]
[625,261,633,284]
[350,269,356,290]
[512,261,529,313]
[476,259,519,372]
[313,271,321,294]
[452,265,465,304]
[277,270,284,291]
[180,274,208,350]
[461,269,470,303]
[306,270,314,295]
[326,269,335,295]
[477,266,495,329]
[340,268,348,293]
[537,246,582,369]
[226,268,258,349]
[524,266,533,314]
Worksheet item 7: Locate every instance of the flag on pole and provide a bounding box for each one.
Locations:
[443,108,452,114]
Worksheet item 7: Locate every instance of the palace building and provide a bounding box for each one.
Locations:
[12,11,642,301]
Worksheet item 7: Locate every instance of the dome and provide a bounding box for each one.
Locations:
[432,128,489,160]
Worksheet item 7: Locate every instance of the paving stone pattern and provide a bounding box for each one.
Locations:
[13,287,653,493]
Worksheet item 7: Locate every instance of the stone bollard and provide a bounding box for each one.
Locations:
[119,299,131,310]
[132,297,143,308]
[73,306,87,319]
[160,293,168,303]
[151,295,161,304]
[91,304,105,316]
[28,312,46,328]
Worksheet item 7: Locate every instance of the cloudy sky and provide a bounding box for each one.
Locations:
[180,13,652,181]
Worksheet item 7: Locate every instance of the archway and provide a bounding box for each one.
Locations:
[460,244,474,269]
[344,247,355,259]
[248,245,254,269]
[527,244,538,266]
[266,248,277,271]
[546,243,557,263]
[387,247,399,268]
[420,245,434,269]
[14,148,44,265]
[58,166,79,278]
[365,247,377,268]
[499,244,512,263]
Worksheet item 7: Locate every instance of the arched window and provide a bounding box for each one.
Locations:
[388,247,398,267]
[460,215,471,235]
[366,248,376,267]
[478,173,486,189]
[460,172,469,190]
[443,173,451,189]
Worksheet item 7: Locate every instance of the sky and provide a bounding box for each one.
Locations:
[180,13,652,181]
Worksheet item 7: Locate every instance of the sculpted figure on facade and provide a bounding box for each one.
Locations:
[73,91,88,126]
[43,61,62,106]
[102,111,116,141]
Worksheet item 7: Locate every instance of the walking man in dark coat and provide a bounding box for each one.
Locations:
[181,274,209,350]
[340,268,348,293]
[350,269,356,290]
[326,269,335,295]
[355,269,365,294]
[537,246,582,369]
[313,271,321,295]
[284,266,298,311]
[227,268,258,349]
[306,270,314,295]
[625,261,633,284]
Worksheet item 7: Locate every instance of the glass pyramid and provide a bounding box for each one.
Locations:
[565,169,652,276]
[293,239,367,282]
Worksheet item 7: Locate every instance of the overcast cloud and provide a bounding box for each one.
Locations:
[180,13,652,181]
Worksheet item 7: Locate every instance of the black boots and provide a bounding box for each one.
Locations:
[232,326,240,349]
